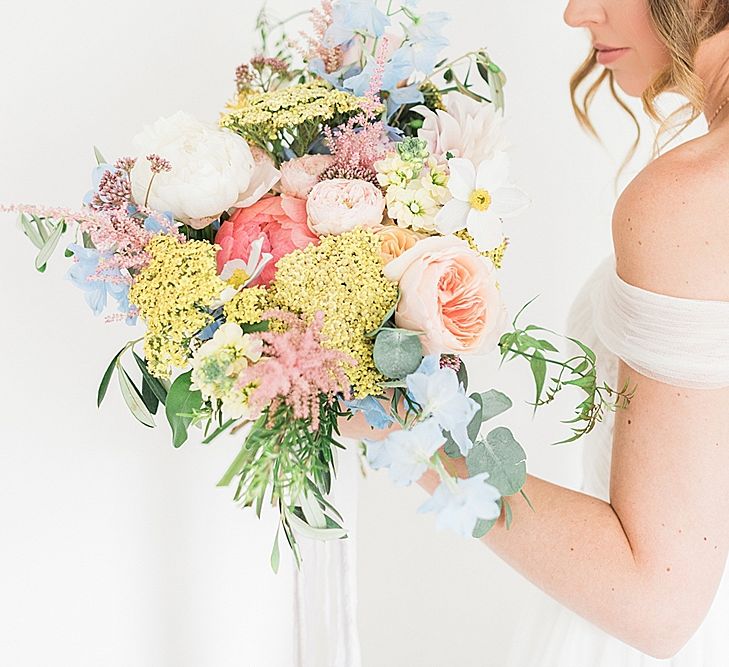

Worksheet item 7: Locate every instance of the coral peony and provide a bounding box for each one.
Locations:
[215,194,318,286]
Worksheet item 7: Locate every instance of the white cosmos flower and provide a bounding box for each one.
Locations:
[435,153,530,251]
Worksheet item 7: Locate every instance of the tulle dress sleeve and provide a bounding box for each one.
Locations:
[591,258,729,389]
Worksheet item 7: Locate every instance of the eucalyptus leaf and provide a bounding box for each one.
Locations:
[472,498,502,538]
[479,389,513,423]
[165,371,202,448]
[364,291,400,338]
[456,361,469,391]
[372,328,423,380]
[117,366,156,428]
[466,427,526,497]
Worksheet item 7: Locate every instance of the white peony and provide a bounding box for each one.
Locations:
[130,111,266,224]
[412,92,509,165]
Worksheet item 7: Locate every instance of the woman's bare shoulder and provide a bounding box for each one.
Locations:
[612,136,729,300]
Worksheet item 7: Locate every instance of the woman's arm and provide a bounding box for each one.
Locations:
[419,149,729,659]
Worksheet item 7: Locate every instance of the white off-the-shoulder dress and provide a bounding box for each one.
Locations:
[508,254,729,666]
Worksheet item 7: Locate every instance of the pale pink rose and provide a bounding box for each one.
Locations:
[215,194,318,285]
[306,178,385,236]
[383,235,507,355]
[279,154,334,198]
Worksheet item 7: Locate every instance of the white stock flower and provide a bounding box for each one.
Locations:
[131,111,258,223]
[435,153,530,251]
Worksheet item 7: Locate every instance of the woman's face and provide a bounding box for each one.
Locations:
[563,0,671,96]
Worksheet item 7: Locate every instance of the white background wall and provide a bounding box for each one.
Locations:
[0,1,703,666]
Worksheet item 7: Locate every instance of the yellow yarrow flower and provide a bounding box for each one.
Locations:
[220,81,374,157]
[455,229,510,269]
[223,286,269,326]
[129,235,225,379]
[269,228,399,397]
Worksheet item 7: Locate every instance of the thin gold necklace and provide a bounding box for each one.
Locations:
[708,94,729,128]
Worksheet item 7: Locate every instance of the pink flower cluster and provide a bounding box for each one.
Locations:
[321,37,392,184]
[238,310,353,430]
[300,0,343,74]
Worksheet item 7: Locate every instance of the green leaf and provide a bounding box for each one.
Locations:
[98,344,127,407]
[443,439,461,458]
[478,389,513,422]
[467,392,484,443]
[35,219,66,271]
[165,371,203,448]
[132,351,168,405]
[466,427,527,497]
[372,328,423,380]
[503,497,513,529]
[117,366,156,428]
[202,418,235,444]
[19,213,44,249]
[93,145,107,165]
[270,526,281,574]
[530,350,547,408]
[141,377,160,415]
[456,361,469,391]
[472,497,502,538]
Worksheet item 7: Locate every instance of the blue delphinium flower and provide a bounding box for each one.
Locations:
[345,395,395,430]
[67,244,136,324]
[324,0,390,47]
[364,418,444,486]
[343,46,423,116]
[143,210,175,234]
[406,355,479,456]
[418,473,501,538]
[404,12,450,73]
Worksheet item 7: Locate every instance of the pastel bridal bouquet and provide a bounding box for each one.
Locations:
[6,0,632,570]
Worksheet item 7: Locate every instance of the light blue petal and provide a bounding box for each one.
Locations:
[345,396,395,430]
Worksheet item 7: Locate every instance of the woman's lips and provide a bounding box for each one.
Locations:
[594,44,629,65]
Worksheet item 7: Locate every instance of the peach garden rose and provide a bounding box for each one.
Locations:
[279,154,334,199]
[383,234,507,355]
[376,225,423,264]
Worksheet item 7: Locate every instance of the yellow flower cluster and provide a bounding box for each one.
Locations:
[455,229,510,269]
[221,81,370,143]
[223,286,269,326]
[129,235,225,379]
[269,228,399,397]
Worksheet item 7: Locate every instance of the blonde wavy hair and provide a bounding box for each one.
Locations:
[570,0,729,161]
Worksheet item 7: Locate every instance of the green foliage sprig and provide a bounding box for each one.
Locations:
[498,299,635,444]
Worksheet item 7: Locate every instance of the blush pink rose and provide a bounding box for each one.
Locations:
[279,154,334,199]
[215,194,318,285]
[383,235,507,355]
[306,178,385,236]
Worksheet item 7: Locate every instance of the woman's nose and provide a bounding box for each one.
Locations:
[563,0,606,27]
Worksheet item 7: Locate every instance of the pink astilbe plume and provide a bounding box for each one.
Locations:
[2,202,180,283]
[238,310,354,430]
[300,0,343,74]
[321,37,392,184]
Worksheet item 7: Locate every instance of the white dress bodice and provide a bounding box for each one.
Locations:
[507,254,729,666]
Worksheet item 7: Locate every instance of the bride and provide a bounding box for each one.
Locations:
[413,0,729,663]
